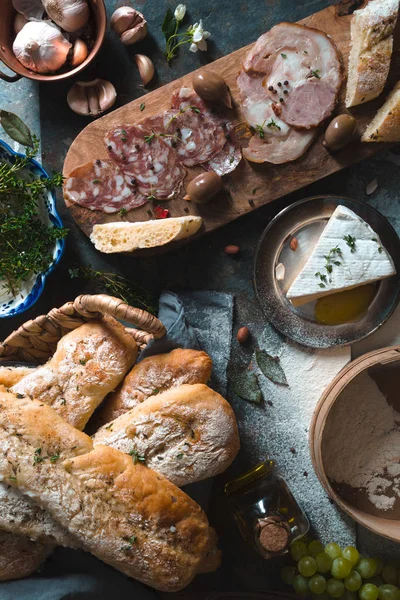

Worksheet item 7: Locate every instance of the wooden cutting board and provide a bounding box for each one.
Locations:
[63,2,400,247]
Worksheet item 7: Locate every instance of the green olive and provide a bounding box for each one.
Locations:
[184,172,222,204]
[324,114,357,150]
[193,71,232,107]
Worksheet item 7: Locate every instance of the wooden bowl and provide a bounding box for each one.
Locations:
[0,0,106,82]
[310,346,400,542]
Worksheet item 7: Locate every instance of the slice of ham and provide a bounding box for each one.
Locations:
[237,70,315,164]
[244,22,342,129]
[63,160,147,213]
[105,123,186,200]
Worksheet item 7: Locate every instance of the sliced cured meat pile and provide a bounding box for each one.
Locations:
[238,22,343,163]
[63,160,147,213]
[105,123,186,200]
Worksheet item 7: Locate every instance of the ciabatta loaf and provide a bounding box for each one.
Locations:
[90,216,203,253]
[0,531,52,581]
[362,80,400,141]
[92,348,212,427]
[93,384,240,487]
[0,392,219,592]
[345,0,399,108]
[0,366,35,388]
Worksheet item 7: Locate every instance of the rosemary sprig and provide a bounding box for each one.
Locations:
[68,266,157,315]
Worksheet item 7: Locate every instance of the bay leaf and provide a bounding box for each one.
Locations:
[231,370,262,404]
[255,350,289,386]
[0,110,33,147]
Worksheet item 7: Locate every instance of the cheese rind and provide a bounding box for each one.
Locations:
[286,206,396,306]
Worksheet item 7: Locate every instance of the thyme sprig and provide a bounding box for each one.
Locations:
[343,234,356,253]
[315,246,343,288]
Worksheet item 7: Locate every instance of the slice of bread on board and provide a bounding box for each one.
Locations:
[362,80,400,141]
[90,216,203,253]
[346,0,399,108]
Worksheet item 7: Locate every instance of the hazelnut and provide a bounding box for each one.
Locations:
[237,327,250,343]
[224,244,240,255]
[111,7,148,45]
[290,237,298,251]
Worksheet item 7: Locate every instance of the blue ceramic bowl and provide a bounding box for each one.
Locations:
[0,139,65,318]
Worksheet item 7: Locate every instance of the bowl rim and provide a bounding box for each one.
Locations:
[1,0,107,82]
[309,345,400,541]
[0,138,66,318]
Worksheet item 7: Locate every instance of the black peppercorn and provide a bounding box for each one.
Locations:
[283,90,288,94]
[277,82,282,87]
[268,86,273,91]
[279,98,284,103]
[284,80,289,85]
[273,89,277,94]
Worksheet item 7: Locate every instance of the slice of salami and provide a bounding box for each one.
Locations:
[170,88,228,166]
[64,159,147,213]
[204,133,242,176]
[105,123,186,200]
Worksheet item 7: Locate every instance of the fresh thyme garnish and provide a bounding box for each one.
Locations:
[310,69,321,79]
[49,454,60,463]
[118,207,127,217]
[92,179,100,184]
[33,448,44,465]
[79,359,87,365]
[120,129,128,142]
[0,124,68,296]
[176,453,184,460]
[281,53,287,59]
[372,238,384,253]
[68,266,157,314]
[229,156,234,164]
[144,131,156,144]
[255,121,266,139]
[140,103,145,111]
[343,234,356,253]
[130,449,146,464]
[315,246,343,286]
[304,50,308,54]
[267,118,281,131]
[121,535,137,551]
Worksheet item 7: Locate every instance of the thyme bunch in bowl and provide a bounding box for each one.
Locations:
[0,112,68,297]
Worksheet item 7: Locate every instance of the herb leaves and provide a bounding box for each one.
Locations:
[255,350,288,386]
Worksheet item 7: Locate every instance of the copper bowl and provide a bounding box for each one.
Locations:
[0,0,106,82]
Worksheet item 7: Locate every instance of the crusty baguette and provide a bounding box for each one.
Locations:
[345,0,399,108]
[93,384,240,487]
[0,392,219,592]
[362,80,400,141]
[12,316,137,430]
[0,366,35,388]
[0,531,53,581]
[92,349,213,428]
[90,216,203,254]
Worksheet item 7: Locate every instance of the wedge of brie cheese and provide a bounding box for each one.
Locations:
[287,206,396,307]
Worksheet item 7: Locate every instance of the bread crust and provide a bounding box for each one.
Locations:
[93,383,240,486]
[362,80,400,141]
[92,349,212,428]
[0,531,53,581]
[0,366,35,388]
[0,392,219,591]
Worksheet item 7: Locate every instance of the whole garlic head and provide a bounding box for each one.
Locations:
[13,21,72,73]
[67,79,117,117]
[12,0,44,19]
[111,7,147,45]
[42,0,89,33]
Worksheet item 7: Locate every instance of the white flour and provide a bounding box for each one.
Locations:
[323,371,400,510]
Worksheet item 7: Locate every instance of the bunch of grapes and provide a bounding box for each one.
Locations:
[281,540,400,600]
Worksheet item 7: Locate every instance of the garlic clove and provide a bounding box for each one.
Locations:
[12,0,44,20]
[42,0,89,33]
[67,79,117,117]
[133,54,154,86]
[71,38,88,67]
[111,6,148,45]
[13,21,72,74]
[14,13,28,35]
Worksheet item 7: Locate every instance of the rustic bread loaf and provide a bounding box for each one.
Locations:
[0,531,53,581]
[93,384,240,486]
[0,392,219,592]
[90,216,203,253]
[362,80,400,141]
[0,366,35,388]
[92,348,212,428]
[12,316,137,430]
[345,0,399,108]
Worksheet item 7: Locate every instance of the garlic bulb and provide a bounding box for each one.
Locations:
[13,21,72,73]
[12,0,44,19]
[67,79,117,116]
[133,54,154,86]
[42,0,89,33]
[111,7,147,45]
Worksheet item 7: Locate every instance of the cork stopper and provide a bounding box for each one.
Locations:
[257,516,290,554]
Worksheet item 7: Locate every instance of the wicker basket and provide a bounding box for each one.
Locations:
[0,294,166,364]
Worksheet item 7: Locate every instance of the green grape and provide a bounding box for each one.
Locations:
[327,578,345,598]
[343,547,361,567]
[332,558,353,579]
[281,566,298,585]
[359,584,379,600]
[373,559,385,577]
[383,567,398,586]
[318,553,334,574]
[345,571,363,592]
[379,584,400,600]
[309,541,326,558]
[299,556,318,577]
[326,543,343,561]
[291,541,308,562]
[356,559,378,580]
[294,574,310,596]
[310,574,328,595]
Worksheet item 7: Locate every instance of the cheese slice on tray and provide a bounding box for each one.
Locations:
[286,206,396,307]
